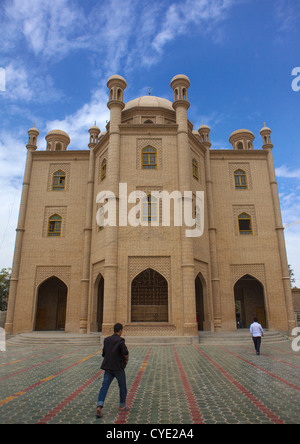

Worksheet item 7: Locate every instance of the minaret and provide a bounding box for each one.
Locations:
[101,75,127,336]
[199,122,222,331]
[198,121,211,148]
[79,124,100,333]
[88,122,101,148]
[5,126,39,335]
[260,124,295,333]
[170,75,198,337]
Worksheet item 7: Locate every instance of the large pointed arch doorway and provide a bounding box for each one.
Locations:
[234,274,267,328]
[131,268,168,322]
[35,277,67,331]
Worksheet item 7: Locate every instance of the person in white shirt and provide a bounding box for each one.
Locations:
[250,317,264,355]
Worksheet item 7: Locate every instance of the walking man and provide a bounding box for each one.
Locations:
[96,323,129,418]
[250,317,264,355]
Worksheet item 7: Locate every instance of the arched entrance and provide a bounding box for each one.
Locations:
[35,277,67,331]
[131,268,168,322]
[195,275,204,331]
[234,275,267,328]
[97,276,104,332]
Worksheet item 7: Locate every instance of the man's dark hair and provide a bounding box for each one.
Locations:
[253,317,258,322]
[114,323,123,333]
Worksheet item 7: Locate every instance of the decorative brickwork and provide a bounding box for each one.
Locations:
[42,206,67,237]
[230,263,266,287]
[47,163,71,191]
[232,205,257,236]
[136,138,162,169]
[228,162,252,190]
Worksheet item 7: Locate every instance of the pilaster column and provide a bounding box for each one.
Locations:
[171,75,198,336]
[5,126,39,335]
[261,126,296,334]
[101,75,127,336]
[80,131,97,333]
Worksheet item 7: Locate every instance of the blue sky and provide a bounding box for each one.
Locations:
[0,0,299,286]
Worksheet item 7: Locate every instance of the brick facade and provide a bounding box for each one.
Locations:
[5,75,296,336]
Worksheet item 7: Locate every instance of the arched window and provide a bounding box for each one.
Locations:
[234,169,247,190]
[237,142,243,150]
[192,158,199,180]
[48,214,62,237]
[238,213,252,235]
[55,143,62,151]
[142,195,158,222]
[142,146,157,169]
[52,170,66,191]
[101,159,106,181]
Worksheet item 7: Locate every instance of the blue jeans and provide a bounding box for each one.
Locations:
[97,369,127,408]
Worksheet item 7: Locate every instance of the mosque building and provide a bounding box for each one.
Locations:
[5,74,296,339]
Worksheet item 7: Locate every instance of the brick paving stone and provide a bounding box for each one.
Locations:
[0,340,299,424]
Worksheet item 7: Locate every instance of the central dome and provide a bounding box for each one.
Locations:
[123,95,174,112]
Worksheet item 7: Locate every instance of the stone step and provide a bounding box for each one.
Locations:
[119,336,200,346]
[7,332,101,346]
[198,330,288,344]
[6,330,289,347]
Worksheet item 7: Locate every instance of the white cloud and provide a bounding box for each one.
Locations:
[274,0,300,34]
[276,165,300,179]
[45,86,110,150]
[0,132,26,269]
[4,62,63,103]
[3,0,87,59]
[278,184,300,287]
[1,0,236,75]
[152,0,234,54]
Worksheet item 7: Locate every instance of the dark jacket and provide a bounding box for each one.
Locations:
[101,333,129,371]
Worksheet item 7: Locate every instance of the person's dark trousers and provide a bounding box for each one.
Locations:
[252,336,261,355]
[97,369,127,408]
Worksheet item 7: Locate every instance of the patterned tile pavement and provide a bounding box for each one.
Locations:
[0,339,299,425]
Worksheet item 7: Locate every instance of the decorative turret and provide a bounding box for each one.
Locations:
[107,74,127,110]
[260,123,273,149]
[198,121,211,149]
[27,124,39,150]
[89,122,101,148]
[229,129,255,150]
[45,129,70,151]
[170,74,190,110]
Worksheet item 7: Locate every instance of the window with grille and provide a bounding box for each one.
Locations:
[192,158,199,180]
[142,146,157,169]
[101,159,106,181]
[131,269,168,322]
[52,171,66,191]
[238,213,252,235]
[48,214,62,237]
[234,169,247,190]
[142,195,158,222]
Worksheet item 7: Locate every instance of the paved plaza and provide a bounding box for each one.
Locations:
[0,338,299,425]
